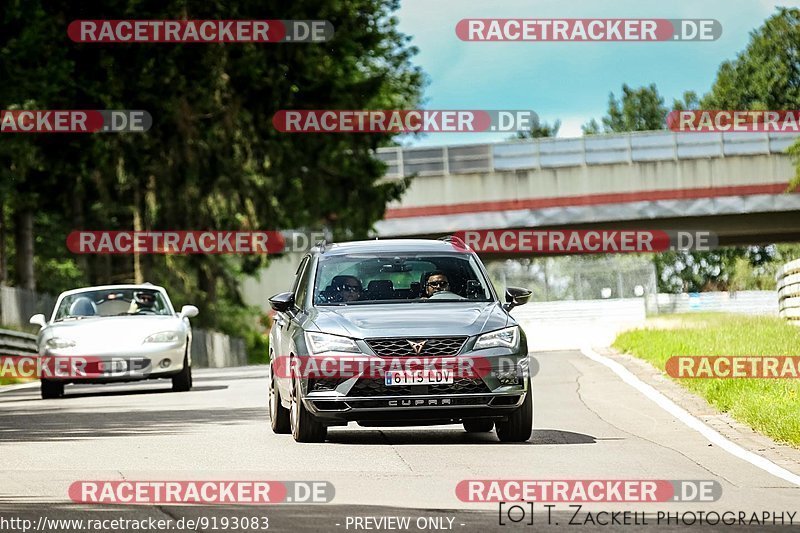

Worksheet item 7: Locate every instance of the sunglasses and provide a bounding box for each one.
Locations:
[138,295,154,301]
[342,285,361,292]
[427,280,449,288]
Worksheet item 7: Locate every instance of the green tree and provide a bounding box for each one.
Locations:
[582,83,667,134]
[1,0,425,339]
[701,7,800,188]
[515,119,560,139]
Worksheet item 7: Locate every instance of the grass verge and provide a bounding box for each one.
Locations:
[613,313,800,447]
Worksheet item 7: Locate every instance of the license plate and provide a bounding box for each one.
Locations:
[98,360,128,373]
[385,369,454,386]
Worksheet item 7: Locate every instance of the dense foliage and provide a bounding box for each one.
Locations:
[0,0,425,340]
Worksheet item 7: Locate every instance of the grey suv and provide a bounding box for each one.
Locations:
[267,238,532,442]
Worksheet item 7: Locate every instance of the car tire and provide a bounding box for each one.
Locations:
[172,349,192,392]
[463,419,495,433]
[41,379,64,399]
[290,379,327,443]
[495,379,533,443]
[269,371,291,434]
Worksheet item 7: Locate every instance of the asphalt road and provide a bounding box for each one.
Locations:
[1,347,799,532]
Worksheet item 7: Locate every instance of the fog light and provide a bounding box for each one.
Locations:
[495,370,518,386]
[160,359,171,368]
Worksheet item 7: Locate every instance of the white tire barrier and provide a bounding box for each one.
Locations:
[777,258,800,324]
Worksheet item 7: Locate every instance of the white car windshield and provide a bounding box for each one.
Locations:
[53,289,172,320]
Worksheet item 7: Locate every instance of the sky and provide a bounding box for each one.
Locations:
[394,0,800,146]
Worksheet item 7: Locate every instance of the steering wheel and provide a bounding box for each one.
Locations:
[428,290,466,300]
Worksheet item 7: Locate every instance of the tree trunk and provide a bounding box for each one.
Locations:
[72,175,90,278]
[0,201,6,286]
[133,185,143,283]
[14,208,35,290]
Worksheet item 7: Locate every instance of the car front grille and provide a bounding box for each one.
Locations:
[365,336,468,357]
[347,377,490,397]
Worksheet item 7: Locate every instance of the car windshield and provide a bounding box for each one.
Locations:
[313,253,493,305]
[53,288,172,321]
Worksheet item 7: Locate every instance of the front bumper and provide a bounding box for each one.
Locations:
[297,352,531,426]
[40,342,186,384]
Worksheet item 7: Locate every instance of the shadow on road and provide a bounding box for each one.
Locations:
[0,384,228,403]
[0,405,264,443]
[325,428,597,445]
[63,384,228,399]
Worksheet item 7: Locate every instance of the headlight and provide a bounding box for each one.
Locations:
[144,331,179,343]
[305,332,360,354]
[46,338,76,349]
[474,326,519,350]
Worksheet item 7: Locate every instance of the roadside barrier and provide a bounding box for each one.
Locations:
[777,258,800,325]
[0,328,37,355]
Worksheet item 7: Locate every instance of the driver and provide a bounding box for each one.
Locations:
[422,271,450,298]
[333,276,363,303]
[129,291,157,313]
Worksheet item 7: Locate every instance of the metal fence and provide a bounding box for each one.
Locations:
[777,258,800,324]
[0,286,55,328]
[647,290,777,316]
[486,255,658,302]
[375,130,800,178]
[0,328,37,355]
[191,329,248,368]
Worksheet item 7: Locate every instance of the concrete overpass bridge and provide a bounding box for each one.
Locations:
[374,130,800,247]
[242,130,800,308]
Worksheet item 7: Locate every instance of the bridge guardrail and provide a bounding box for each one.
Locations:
[777,258,800,324]
[377,130,800,178]
[0,328,38,355]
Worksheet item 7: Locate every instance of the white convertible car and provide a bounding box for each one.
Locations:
[29,283,198,399]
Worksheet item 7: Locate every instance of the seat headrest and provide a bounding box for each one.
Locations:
[69,297,97,316]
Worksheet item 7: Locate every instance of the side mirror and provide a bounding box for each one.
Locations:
[180,305,199,318]
[29,314,46,328]
[503,287,532,311]
[269,292,295,313]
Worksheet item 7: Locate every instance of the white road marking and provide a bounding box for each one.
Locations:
[580,345,800,487]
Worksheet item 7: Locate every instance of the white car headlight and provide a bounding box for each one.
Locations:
[305,332,360,355]
[46,338,76,349]
[144,331,179,343]
[474,326,520,350]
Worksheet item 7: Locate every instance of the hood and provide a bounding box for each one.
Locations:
[308,301,511,339]
[41,315,185,348]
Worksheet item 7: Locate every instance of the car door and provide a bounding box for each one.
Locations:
[274,255,311,400]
